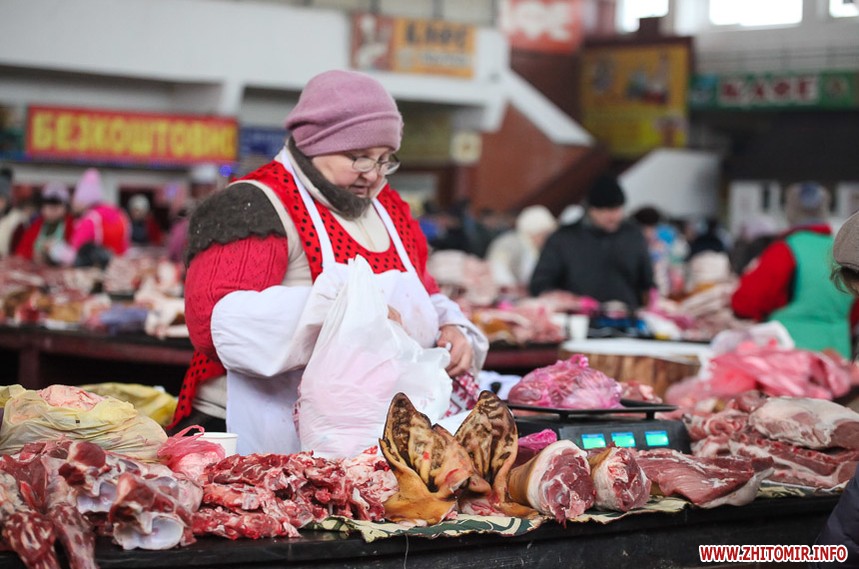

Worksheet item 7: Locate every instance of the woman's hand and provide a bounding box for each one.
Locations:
[387,305,403,326]
[437,324,473,377]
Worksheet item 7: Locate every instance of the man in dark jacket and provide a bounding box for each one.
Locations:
[529,176,654,311]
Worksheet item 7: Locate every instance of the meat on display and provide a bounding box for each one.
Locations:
[748,397,859,450]
[589,447,651,512]
[635,448,773,508]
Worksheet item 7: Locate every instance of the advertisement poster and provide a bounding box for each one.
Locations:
[499,0,585,54]
[26,106,238,165]
[351,13,475,79]
[580,41,690,158]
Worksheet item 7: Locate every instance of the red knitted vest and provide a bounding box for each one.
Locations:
[171,160,423,428]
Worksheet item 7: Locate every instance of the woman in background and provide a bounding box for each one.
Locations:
[50,168,130,267]
[14,182,74,264]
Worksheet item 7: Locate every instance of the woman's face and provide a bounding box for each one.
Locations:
[42,203,67,223]
[311,146,391,197]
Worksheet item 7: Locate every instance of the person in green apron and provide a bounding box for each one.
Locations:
[732,182,857,358]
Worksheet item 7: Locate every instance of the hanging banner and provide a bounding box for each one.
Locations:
[579,40,691,159]
[689,71,858,110]
[26,106,238,165]
[499,0,584,54]
[351,13,475,78]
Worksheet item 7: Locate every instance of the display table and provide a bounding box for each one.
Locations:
[0,327,564,393]
[0,326,193,394]
[0,495,839,569]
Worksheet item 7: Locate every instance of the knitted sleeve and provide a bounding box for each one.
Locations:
[185,182,286,265]
[184,234,289,361]
[731,240,795,320]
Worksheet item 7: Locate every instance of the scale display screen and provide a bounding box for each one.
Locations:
[645,430,670,447]
[580,433,607,449]
[610,432,636,448]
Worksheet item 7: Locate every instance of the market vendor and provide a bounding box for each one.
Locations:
[813,209,859,567]
[529,175,654,312]
[176,69,488,455]
[732,182,858,358]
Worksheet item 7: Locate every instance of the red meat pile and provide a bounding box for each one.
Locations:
[192,447,397,539]
[507,355,622,409]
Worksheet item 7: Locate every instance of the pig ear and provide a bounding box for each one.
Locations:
[456,390,519,483]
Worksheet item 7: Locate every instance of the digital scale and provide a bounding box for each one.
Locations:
[509,400,691,453]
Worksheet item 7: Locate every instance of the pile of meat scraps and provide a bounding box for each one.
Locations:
[685,391,859,489]
[193,448,396,539]
[507,355,622,410]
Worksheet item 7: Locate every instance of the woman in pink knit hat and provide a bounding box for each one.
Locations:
[49,168,130,266]
[174,70,488,454]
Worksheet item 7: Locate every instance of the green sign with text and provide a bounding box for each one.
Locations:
[690,71,857,110]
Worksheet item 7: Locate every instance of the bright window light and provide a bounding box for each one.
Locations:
[618,0,669,32]
[710,0,803,26]
[830,0,859,17]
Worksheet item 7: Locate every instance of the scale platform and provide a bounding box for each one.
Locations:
[509,399,691,453]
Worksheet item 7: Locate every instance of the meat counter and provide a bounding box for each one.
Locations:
[0,326,565,393]
[0,494,838,569]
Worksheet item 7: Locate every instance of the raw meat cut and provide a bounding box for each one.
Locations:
[507,355,622,409]
[635,448,773,508]
[723,431,859,489]
[588,447,651,512]
[684,408,750,441]
[58,441,201,550]
[749,397,859,450]
[507,440,595,522]
[109,472,197,550]
[0,470,62,569]
[195,447,396,538]
[515,429,558,466]
[1,444,97,569]
[455,391,536,518]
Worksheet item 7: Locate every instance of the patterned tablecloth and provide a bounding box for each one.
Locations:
[313,483,840,543]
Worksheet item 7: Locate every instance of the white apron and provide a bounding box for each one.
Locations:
[225,153,440,455]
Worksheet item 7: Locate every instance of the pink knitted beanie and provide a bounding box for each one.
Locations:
[285,70,403,157]
[73,168,104,210]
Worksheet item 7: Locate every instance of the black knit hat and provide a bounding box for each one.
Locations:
[587,175,626,209]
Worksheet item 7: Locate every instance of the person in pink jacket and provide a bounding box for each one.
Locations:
[50,168,130,266]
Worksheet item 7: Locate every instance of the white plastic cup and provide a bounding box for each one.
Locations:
[567,314,590,342]
[549,313,569,339]
[198,432,238,456]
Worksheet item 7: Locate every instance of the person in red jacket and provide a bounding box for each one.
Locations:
[14,182,74,264]
[731,182,858,358]
[49,168,130,267]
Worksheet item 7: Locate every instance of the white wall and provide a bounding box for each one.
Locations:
[0,0,510,124]
[672,0,859,73]
[619,149,721,218]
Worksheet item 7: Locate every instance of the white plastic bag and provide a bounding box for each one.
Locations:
[296,256,452,458]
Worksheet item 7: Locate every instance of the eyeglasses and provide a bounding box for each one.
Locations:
[348,154,401,175]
